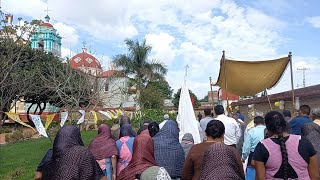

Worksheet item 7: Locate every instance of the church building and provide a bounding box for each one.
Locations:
[31,15,62,57]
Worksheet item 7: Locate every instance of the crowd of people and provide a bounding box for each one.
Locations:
[34,104,320,180]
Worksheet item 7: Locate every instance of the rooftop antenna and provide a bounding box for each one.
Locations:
[297,67,310,88]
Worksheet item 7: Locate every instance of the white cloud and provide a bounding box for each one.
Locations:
[54,23,79,47]
[145,33,177,65]
[5,0,318,99]
[307,16,320,28]
[60,47,75,59]
[2,0,47,20]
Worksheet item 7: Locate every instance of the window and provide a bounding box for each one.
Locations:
[86,57,93,63]
[74,57,81,63]
[104,83,109,92]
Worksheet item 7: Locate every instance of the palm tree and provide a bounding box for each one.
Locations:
[112,39,167,108]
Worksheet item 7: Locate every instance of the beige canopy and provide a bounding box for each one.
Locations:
[215,57,290,96]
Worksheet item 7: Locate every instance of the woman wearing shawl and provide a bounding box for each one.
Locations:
[199,120,244,180]
[302,122,320,175]
[137,120,151,135]
[118,133,171,180]
[89,124,118,180]
[42,126,106,180]
[116,124,136,175]
[153,120,185,179]
[180,133,194,158]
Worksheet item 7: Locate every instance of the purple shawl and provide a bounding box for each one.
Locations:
[89,124,118,160]
[42,126,104,180]
[120,124,136,138]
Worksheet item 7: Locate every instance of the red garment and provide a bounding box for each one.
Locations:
[117,133,157,180]
[89,124,118,160]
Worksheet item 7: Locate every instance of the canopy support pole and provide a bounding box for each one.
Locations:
[265,89,273,111]
[289,52,295,114]
[222,50,230,115]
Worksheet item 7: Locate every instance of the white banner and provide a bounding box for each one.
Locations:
[29,114,48,138]
[77,110,86,124]
[60,111,68,127]
[99,111,112,119]
[177,82,201,144]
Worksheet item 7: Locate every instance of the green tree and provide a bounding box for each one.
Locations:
[112,39,168,109]
[147,80,173,99]
[172,88,200,108]
[200,95,208,102]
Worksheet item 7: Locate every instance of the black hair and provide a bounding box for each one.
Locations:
[282,110,291,118]
[205,120,225,139]
[148,122,160,137]
[265,111,288,179]
[300,105,311,115]
[214,105,224,115]
[254,116,265,125]
[204,108,211,116]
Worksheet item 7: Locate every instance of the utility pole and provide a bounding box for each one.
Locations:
[209,77,214,108]
[297,67,310,88]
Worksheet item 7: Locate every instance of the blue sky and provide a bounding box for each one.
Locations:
[2,0,320,98]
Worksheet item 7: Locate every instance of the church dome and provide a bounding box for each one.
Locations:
[40,23,53,28]
[70,48,102,71]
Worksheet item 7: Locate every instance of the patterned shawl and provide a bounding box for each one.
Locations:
[153,120,185,178]
[301,122,320,171]
[89,124,118,160]
[199,143,244,180]
[181,133,194,158]
[117,133,158,180]
[42,126,103,180]
[120,124,136,138]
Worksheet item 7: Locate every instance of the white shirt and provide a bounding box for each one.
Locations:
[216,114,241,145]
[159,120,168,129]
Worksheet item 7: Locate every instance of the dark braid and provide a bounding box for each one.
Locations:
[265,112,289,180]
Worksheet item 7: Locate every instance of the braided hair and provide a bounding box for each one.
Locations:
[265,111,289,180]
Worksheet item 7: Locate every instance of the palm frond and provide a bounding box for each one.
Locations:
[112,54,134,75]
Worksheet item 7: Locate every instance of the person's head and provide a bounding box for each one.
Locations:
[205,120,225,140]
[148,122,160,137]
[120,116,131,126]
[137,125,148,135]
[204,108,211,116]
[264,111,287,136]
[282,110,291,118]
[98,124,111,136]
[163,114,170,120]
[182,133,194,144]
[154,120,179,139]
[53,126,84,158]
[264,111,289,179]
[299,105,311,116]
[214,105,224,116]
[254,116,265,126]
[142,120,151,126]
[111,124,120,140]
[232,113,239,120]
[236,110,241,114]
[310,108,320,120]
[120,124,136,138]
